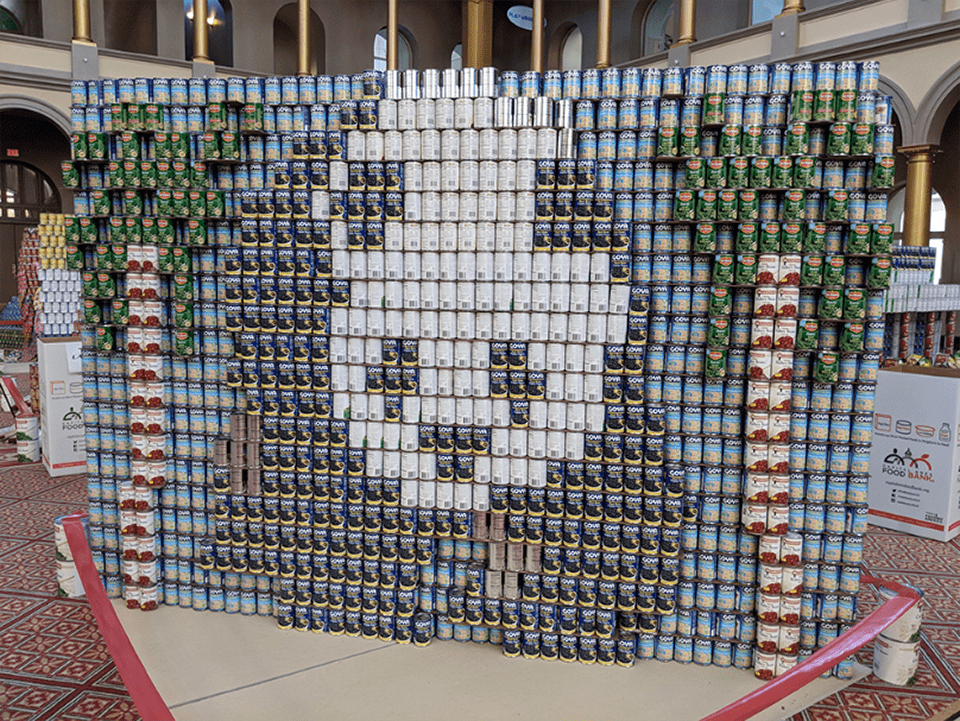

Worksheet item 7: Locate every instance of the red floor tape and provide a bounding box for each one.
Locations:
[62,513,175,721]
[62,509,918,721]
[699,574,921,721]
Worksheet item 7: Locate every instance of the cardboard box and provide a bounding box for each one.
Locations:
[868,366,960,541]
[37,337,86,477]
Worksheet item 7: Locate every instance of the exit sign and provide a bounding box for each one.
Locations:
[5,149,18,157]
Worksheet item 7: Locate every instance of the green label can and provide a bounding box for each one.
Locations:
[712,255,734,285]
[870,223,893,254]
[870,156,894,189]
[123,190,143,216]
[696,190,717,220]
[175,330,194,356]
[187,218,207,245]
[793,156,818,188]
[850,123,874,155]
[679,126,700,156]
[705,158,727,188]
[866,257,892,289]
[111,299,129,325]
[826,123,850,156]
[824,190,849,221]
[91,190,110,216]
[123,160,141,187]
[172,246,192,273]
[780,222,803,253]
[83,298,102,324]
[843,289,867,320]
[738,190,759,220]
[111,245,128,270]
[735,254,757,284]
[727,158,749,189]
[87,132,108,160]
[845,224,871,254]
[814,352,839,383]
[71,132,87,160]
[796,319,819,350]
[708,317,731,347]
[791,91,814,122]
[705,349,727,379]
[657,127,678,157]
[800,255,824,285]
[736,223,759,253]
[154,131,172,159]
[771,157,794,188]
[717,190,738,220]
[719,125,741,157]
[750,157,772,188]
[781,189,806,221]
[823,255,846,285]
[96,272,116,298]
[758,222,781,253]
[96,326,114,352]
[157,245,174,273]
[818,289,842,319]
[695,223,717,252]
[174,301,194,329]
[684,158,705,189]
[139,161,157,188]
[709,286,733,317]
[812,90,835,122]
[189,191,206,217]
[173,274,193,301]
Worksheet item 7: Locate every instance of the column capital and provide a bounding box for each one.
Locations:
[898,144,940,159]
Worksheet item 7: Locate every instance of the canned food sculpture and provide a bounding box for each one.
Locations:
[70,59,889,678]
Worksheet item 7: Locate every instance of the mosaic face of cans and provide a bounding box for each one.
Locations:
[325,227,634,493]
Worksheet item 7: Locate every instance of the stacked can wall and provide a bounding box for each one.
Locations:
[69,62,892,675]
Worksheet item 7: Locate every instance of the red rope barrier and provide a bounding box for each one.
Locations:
[61,513,175,721]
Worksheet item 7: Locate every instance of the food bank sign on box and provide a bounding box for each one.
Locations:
[868,366,960,541]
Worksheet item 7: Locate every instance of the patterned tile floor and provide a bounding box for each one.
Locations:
[0,457,958,719]
[0,465,140,720]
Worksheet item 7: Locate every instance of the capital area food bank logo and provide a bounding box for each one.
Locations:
[881,446,933,481]
[62,406,84,432]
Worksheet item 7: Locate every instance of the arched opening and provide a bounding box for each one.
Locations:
[0,107,69,301]
[273,3,324,75]
[559,25,582,71]
[105,0,158,55]
[0,1,41,37]
[184,0,233,67]
[373,26,413,72]
[451,43,462,70]
[887,187,947,284]
[642,0,674,55]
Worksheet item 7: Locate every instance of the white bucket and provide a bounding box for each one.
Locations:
[873,634,920,686]
[878,584,923,642]
[15,414,39,441]
[17,438,40,463]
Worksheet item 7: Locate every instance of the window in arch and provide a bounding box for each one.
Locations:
[887,187,947,284]
[560,26,582,71]
[0,161,60,221]
[451,43,462,70]
[751,0,781,24]
[184,0,233,66]
[273,3,325,75]
[374,28,412,72]
[643,0,674,54]
[0,6,22,33]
